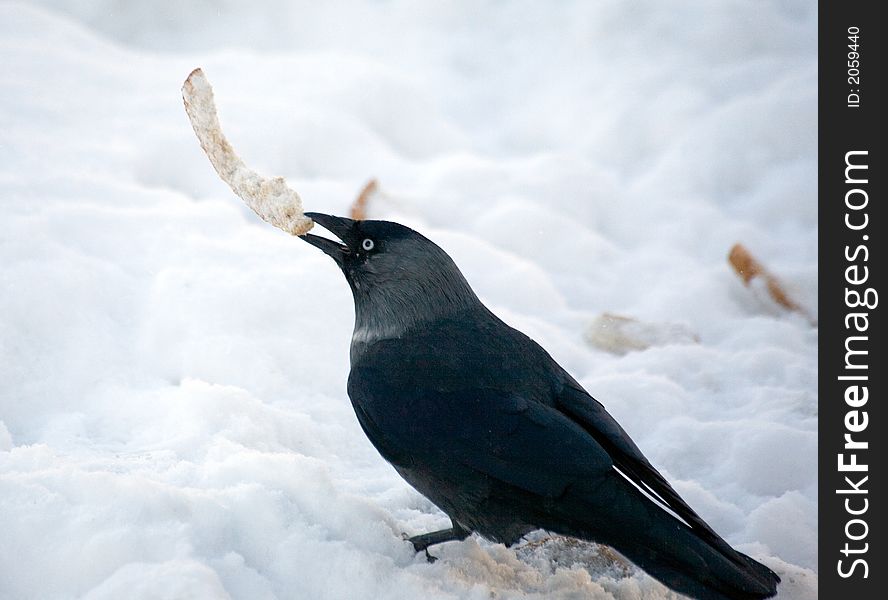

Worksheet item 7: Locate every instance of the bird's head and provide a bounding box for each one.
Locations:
[300,213,480,344]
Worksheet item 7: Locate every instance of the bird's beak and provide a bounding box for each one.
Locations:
[299,212,356,265]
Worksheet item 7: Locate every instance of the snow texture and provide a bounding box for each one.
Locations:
[1,1,817,599]
[182,68,313,236]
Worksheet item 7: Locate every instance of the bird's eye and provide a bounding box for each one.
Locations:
[361,238,375,251]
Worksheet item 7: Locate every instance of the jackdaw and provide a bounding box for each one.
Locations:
[300,213,780,600]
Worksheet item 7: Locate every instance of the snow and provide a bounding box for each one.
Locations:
[1,1,816,598]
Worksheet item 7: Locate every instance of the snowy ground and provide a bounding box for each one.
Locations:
[1,1,817,598]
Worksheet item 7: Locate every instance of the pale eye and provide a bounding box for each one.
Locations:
[361,238,375,251]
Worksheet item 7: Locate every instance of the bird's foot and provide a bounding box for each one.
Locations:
[402,524,471,562]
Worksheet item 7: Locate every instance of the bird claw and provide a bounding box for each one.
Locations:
[402,525,470,563]
[401,533,439,561]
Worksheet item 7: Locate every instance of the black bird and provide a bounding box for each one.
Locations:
[300,213,780,600]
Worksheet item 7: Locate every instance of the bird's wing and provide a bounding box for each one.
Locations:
[555,379,723,543]
[348,362,614,499]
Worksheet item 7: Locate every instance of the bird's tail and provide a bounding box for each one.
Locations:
[545,472,780,600]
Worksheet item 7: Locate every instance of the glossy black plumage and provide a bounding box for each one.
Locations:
[300,213,780,600]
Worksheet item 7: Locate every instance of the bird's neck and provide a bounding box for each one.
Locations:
[348,274,481,364]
